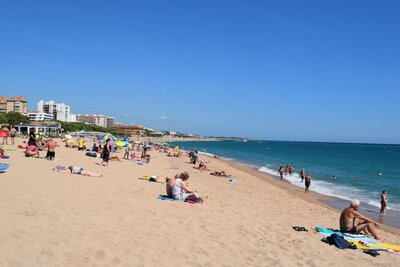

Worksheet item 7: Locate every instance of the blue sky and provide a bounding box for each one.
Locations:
[1,0,399,143]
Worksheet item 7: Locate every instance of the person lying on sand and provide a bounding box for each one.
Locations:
[210,171,231,177]
[340,199,382,240]
[110,153,122,162]
[53,165,102,177]
[148,176,170,183]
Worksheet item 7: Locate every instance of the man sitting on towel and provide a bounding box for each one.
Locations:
[340,199,382,240]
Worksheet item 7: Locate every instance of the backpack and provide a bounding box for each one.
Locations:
[327,234,356,249]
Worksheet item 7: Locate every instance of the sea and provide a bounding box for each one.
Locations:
[168,140,400,228]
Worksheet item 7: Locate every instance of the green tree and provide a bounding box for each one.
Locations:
[1,112,30,125]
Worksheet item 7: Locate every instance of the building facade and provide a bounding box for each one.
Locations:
[77,115,108,128]
[113,124,144,136]
[27,111,54,121]
[37,100,76,122]
[0,96,27,114]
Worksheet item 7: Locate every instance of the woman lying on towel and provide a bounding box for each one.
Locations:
[210,171,231,177]
[53,165,102,177]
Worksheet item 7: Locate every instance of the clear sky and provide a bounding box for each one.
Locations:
[1,0,399,143]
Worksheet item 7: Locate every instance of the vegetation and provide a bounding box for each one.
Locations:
[0,112,30,125]
[58,121,108,133]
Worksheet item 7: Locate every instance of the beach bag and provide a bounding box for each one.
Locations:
[327,234,355,249]
[185,195,204,204]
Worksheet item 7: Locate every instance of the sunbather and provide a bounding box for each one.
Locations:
[53,165,102,177]
[210,171,231,177]
[148,176,170,183]
[194,160,210,171]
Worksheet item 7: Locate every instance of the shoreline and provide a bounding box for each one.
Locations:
[212,156,400,235]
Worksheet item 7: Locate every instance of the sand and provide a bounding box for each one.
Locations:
[0,137,399,266]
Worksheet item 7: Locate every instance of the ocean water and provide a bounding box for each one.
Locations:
[169,140,400,213]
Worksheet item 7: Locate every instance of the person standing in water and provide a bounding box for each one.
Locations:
[278,166,285,181]
[380,190,388,214]
[300,168,305,182]
[305,173,311,193]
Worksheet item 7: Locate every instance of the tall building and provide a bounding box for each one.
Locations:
[0,96,27,114]
[37,100,76,122]
[77,114,108,128]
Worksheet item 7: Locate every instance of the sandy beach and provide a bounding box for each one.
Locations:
[0,137,399,266]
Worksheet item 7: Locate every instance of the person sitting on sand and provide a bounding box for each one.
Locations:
[53,165,102,177]
[110,153,122,162]
[92,143,99,153]
[172,172,200,201]
[166,174,179,198]
[78,139,85,151]
[194,160,210,171]
[25,145,39,157]
[340,199,382,240]
[210,171,231,177]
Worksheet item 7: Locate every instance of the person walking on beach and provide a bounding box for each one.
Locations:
[305,173,311,193]
[101,139,111,166]
[45,138,57,160]
[10,126,17,146]
[340,199,382,240]
[278,166,285,181]
[300,168,305,182]
[380,190,388,214]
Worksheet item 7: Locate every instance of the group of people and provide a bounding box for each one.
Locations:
[1,125,17,145]
[25,131,58,160]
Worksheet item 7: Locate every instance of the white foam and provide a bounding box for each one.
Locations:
[258,165,400,211]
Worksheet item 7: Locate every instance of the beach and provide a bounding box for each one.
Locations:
[0,137,399,266]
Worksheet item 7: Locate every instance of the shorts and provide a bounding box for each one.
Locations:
[305,181,311,188]
[344,227,357,234]
[46,151,55,159]
[11,135,16,138]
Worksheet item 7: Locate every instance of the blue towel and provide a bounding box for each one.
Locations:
[157,195,177,201]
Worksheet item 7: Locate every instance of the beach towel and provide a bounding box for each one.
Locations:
[157,195,178,201]
[0,164,9,172]
[315,226,400,254]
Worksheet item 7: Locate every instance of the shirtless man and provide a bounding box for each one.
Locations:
[45,138,57,160]
[304,173,311,193]
[340,199,381,240]
[10,126,17,146]
[380,190,388,214]
[300,168,305,182]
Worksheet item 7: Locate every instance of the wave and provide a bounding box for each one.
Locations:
[257,166,400,211]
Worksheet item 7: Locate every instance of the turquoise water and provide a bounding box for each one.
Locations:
[169,140,400,212]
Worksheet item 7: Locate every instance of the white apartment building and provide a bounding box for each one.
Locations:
[37,100,77,122]
[27,111,54,121]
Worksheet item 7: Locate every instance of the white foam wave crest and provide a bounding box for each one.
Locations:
[257,166,400,211]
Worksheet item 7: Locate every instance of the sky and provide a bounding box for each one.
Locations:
[0,0,399,143]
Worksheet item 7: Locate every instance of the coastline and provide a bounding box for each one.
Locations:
[220,158,400,235]
[1,137,399,266]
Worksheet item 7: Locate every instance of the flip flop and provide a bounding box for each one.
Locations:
[292,226,308,232]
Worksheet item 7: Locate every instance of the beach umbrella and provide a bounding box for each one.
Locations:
[99,133,116,142]
[173,146,180,152]
[66,139,76,143]
[0,131,7,137]
[115,140,128,147]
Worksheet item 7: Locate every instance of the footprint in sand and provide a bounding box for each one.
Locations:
[95,250,106,261]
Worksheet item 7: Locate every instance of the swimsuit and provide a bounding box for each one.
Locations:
[344,227,357,234]
[77,168,84,175]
